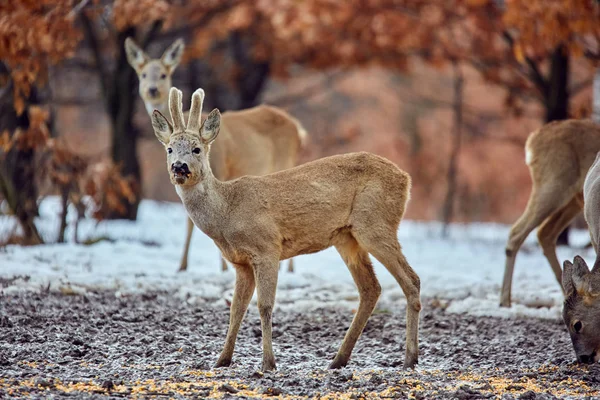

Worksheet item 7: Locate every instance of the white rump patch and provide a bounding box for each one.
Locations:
[525,147,533,165]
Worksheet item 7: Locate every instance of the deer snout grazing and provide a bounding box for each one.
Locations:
[578,352,597,364]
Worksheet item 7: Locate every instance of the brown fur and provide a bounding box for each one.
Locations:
[501,119,600,307]
[151,87,421,371]
[125,38,305,272]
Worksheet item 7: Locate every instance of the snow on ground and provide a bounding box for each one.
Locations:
[0,198,595,319]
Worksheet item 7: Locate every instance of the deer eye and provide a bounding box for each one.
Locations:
[160,73,167,79]
[193,148,201,154]
[167,148,173,154]
[574,321,583,333]
[142,73,147,79]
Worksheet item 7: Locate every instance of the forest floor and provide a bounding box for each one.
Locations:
[1,290,598,399]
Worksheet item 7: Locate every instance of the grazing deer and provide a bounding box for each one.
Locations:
[151,87,421,371]
[125,37,304,273]
[562,152,600,364]
[501,119,600,307]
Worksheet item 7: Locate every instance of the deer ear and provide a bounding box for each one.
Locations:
[151,110,173,145]
[200,109,221,144]
[125,37,149,74]
[563,260,576,297]
[565,256,592,296]
[161,38,184,71]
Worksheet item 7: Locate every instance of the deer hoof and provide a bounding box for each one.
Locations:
[215,357,232,368]
[403,354,418,369]
[328,356,348,369]
[261,359,277,372]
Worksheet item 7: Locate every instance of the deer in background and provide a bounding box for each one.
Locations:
[151,87,421,371]
[125,38,305,273]
[562,152,600,364]
[501,119,600,307]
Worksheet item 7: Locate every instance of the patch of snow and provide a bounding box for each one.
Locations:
[1,198,595,320]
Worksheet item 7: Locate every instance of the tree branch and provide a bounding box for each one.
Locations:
[141,20,163,48]
[53,96,100,106]
[266,70,347,107]
[569,77,594,96]
[501,31,548,95]
[68,0,92,19]
[154,1,239,42]
[79,11,111,110]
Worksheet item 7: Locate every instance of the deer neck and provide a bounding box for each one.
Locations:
[144,99,168,118]
[175,173,228,238]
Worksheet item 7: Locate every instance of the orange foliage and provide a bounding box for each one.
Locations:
[113,0,171,31]
[176,0,598,107]
[504,0,600,59]
[0,106,50,152]
[0,0,81,114]
[82,161,137,220]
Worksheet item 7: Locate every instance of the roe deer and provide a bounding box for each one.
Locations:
[562,152,600,364]
[501,119,600,307]
[151,87,421,371]
[125,37,304,273]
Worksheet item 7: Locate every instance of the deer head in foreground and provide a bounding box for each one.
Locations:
[562,151,600,364]
[125,38,184,116]
[151,87,421,371]
[562,256,600,364]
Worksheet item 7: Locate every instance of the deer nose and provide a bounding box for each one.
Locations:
[149,87,159,97]
[578,352,596,364]
[171,162,189,175]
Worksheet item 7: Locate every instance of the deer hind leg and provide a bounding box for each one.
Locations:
[252,256,280,372]
[537,193,584,287]
[178,217,195,272]
[216,264,255,367]
[329,232,381,369]
[501,185,575,307]
[353,227,420,369]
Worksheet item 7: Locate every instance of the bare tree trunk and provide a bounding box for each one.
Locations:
[230,31,270,109]
[441,62,464,237]
[107,28,141,220]
[544,46,571,246]
[80,16,162,220]
[0,67,43,245]
[57,188,69,243]
[593,67,600,123]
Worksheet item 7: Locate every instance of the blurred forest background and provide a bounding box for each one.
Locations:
[1,0,599,245]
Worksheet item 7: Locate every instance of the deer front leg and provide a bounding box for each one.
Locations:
[252,257,280,372]
[178,218,195,272]
[215,264,255,367]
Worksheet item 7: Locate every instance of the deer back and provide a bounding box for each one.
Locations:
[206,105,304,181]
[526,120,600,189]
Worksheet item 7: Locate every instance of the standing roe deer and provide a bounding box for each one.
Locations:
[562,152,600,364]
[151,87,421,371]
[125,37,304,273]
[501,119,600,307]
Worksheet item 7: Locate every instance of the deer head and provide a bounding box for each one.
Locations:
[151,87,221,186]
[562,255,600,364]
[125,38,184,113]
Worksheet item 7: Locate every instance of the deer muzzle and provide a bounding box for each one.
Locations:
[171,161,190,177]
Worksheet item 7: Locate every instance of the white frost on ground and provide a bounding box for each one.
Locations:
[0,198,595,320]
